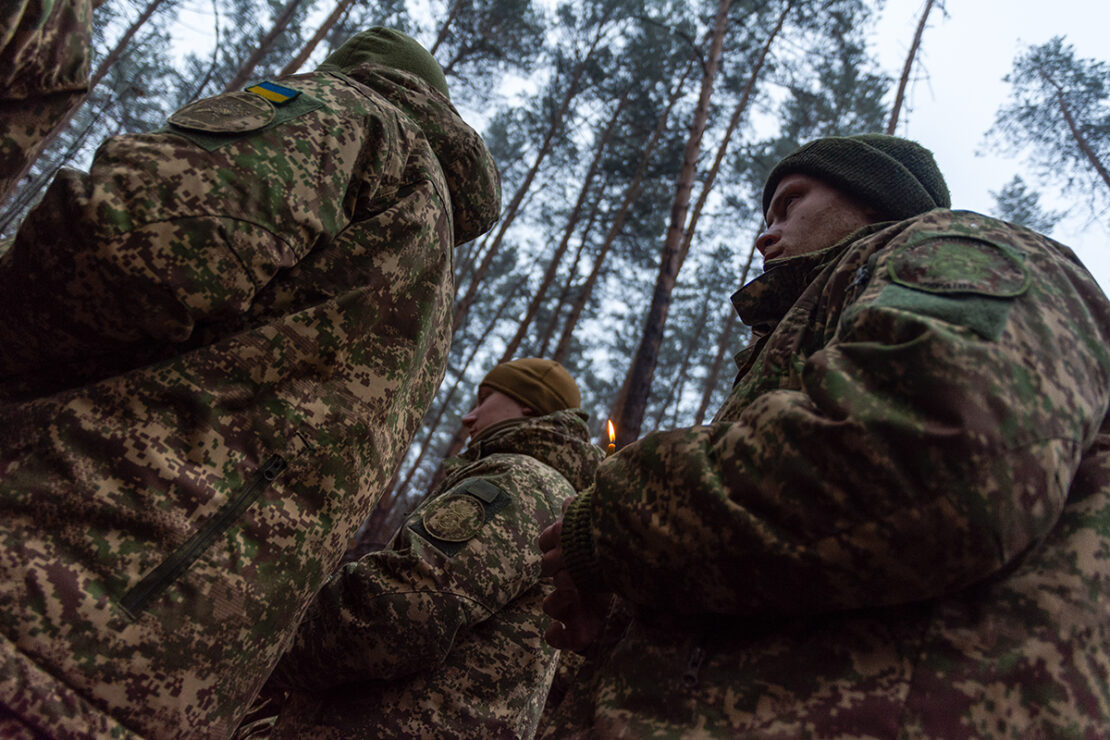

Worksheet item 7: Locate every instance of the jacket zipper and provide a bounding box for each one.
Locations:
[119,454,287,620]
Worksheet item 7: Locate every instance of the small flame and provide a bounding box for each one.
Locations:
[607,419,616,443]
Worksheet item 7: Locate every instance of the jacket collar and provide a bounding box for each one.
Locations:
[731,222,891,334]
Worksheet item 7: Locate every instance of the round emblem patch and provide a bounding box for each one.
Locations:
[168,92,275,133]
[422,494,485,542]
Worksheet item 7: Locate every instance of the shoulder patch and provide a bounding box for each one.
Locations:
[408,477,512,557]
[422,494,485,542]
[169,91,275,133]
[888,232,1029,297]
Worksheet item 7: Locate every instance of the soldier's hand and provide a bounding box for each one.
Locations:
[538,516,565,578]
[542,575,607,653]
[539,510,606,652]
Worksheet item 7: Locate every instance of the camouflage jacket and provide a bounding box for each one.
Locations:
[0,0,91,204]
[546,209,1110,738]
[0,30,500,740]
[266,409,603,739]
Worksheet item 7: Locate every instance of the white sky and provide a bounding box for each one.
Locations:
[869,0,1110,290]
[159,0,1109,288]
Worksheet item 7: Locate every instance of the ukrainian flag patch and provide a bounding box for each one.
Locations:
[245,81,300,104]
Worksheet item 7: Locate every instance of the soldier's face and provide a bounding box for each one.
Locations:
[755,174,877,262]
[462,387,530,439]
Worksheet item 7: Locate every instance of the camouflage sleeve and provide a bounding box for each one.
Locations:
[268,453,572,693]
[562,213,1110,616]
[0,0,92,203]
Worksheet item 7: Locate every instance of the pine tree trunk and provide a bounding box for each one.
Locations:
[534,204,601,357]
[551,61,695,363]
[430,0,467,56]
[222,0,305,93]
[613,0,732,448]
[496,91,630,363]
[675,0,788,274]
[694,240,758,424]
[278,0,357,77]
[886,0,936,134]
[451,21,610,330]
[455,227,495,291]
[656,291,713,427]
[694,309,736,424]
[1049,81,1110,193]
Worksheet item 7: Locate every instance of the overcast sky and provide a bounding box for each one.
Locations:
[868,0,1110,290]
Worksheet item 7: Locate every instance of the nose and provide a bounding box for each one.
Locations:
[755,228,780,256]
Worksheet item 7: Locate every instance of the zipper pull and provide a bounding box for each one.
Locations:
[260,455,287,481]
[682,642,706,689]
[848,263,871,290]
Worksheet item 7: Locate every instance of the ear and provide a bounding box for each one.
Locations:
[522,406,536,417]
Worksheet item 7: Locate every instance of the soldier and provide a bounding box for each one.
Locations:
[539,134,1110,736]
[258,358,603,738]
[0,9,500,738]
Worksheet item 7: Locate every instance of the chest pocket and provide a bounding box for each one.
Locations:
[161,82,325,151]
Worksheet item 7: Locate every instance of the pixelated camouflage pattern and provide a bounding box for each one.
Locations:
[267,409,602,739]
[0,0,92,204]
[547,209,1110,737]
[0,40,500,738]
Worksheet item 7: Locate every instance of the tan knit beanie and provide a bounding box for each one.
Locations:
[480,358,580,416]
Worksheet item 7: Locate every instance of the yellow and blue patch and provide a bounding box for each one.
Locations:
[245,81,301,104]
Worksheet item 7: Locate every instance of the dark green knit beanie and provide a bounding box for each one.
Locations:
[318,27,450,100]
[762,133,950,221]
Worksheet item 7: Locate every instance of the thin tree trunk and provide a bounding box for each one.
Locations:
[223,0,305,92]
[534,202,601,356]
[278,0,356,77]
[694,309,736,424]
[430,0,467,56]
[614,0,732,448]
[452,19,611,330]
[455,226,494,290]
[658,290,713,427]
[4,0,167,195]
[1048,78,1110,193]
[552,61,695,363]
[886,0,936,134]
[675,1,788,274]
[496,91,630,363]
[694,240,758,424]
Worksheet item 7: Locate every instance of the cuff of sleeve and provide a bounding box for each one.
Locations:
[560,485,607,594]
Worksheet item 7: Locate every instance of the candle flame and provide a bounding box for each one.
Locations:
[607,419,616,443]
